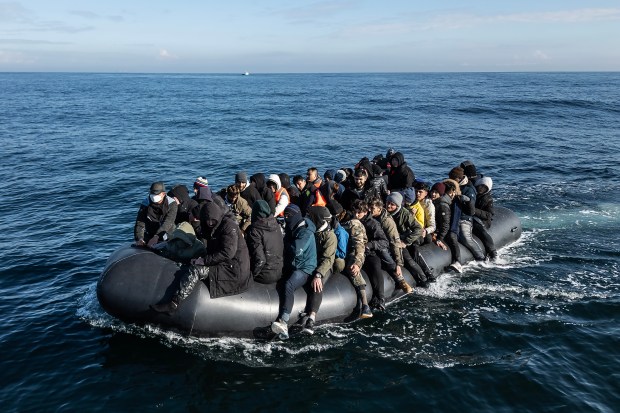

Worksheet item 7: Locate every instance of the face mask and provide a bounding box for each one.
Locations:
[150,193,164,203]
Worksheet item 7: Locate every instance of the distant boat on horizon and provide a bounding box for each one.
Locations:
[243,71,250,76]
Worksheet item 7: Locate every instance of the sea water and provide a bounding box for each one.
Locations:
[0,72,619,412]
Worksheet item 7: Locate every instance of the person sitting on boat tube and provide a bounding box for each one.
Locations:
[385,192,433,286]
[134,182,178,248]
[246,200,284,285]
[151,201,251,315]
[448,167,486,262]
[271,204,317,340]
[298,205,338,334]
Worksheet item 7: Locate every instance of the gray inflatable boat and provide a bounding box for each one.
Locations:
[97,207,521,338]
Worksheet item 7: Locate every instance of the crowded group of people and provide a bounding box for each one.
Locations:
[134,149,497,339]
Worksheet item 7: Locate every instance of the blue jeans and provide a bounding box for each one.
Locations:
[459,220,485,260]
[279,269,311,321]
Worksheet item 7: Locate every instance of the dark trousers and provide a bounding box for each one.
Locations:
[402,247,427,285]
[363,254,384,300]
[306,270,332,314]
[473,219,496,256]
[446,232,461,264]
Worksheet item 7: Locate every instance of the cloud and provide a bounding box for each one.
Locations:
[0,2,34,24]
[0,38,71,44]
[159,49,178,60]
[337,8,620,37]
[0,49,35,64]
[275,0,360,22]
[0,2,94,34]
[533,50,549,60]
[69,10,124,22]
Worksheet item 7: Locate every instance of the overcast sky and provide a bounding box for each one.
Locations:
[1,0,619,73]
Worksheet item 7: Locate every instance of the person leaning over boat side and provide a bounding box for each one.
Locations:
[266,174,290,217]
[271,204,317,340]
[369,197,414,294]
[385,192,433,286]
[387,151,415,192]
[448,167,486,262]
[246,200,284,285]
[151,201,251,315]
[134,182,178,248]
[473,176,497,260]
[223,185,252,234]
[299,205,338,334]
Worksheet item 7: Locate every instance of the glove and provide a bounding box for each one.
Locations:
[147,235,159,247]
[190,257,205,266]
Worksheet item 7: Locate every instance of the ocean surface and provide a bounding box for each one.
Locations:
[1,72,619,412]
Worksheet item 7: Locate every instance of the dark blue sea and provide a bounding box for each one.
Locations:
[1,72,619,412]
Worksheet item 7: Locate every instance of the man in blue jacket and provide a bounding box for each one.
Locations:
[271,204,317,339]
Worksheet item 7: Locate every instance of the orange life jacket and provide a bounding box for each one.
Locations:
[274,187,290,216]
[311,181,327,207]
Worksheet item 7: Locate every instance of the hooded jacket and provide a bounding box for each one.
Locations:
[308,206,337,278]
[474,176,494,228]
[251,173,276,214]
[199,202,251,298]
[388,152,415,191]
[168,185,198,225]
[246,200,284,284]
[283,216,317,275]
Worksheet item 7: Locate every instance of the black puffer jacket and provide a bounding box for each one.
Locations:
[433,194,452,242]
[246,216,284,284]
[360,213,389,254]
[388,152,415,191]
[199,203,251,298]
[474,191,494,228]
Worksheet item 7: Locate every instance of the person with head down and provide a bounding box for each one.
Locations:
[150,201,251,315]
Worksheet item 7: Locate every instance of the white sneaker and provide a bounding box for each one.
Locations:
[449,262,462,273]
[271,320,289,340]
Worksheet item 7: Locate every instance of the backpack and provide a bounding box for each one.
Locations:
[333,222,349,259]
